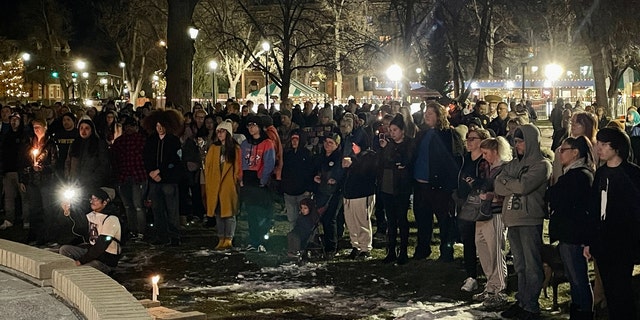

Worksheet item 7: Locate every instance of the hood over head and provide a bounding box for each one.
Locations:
[516,123,544,163]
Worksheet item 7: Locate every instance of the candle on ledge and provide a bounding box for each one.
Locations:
[151,275,160,301]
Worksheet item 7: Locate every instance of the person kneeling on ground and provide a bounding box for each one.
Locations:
[59,188,122,274]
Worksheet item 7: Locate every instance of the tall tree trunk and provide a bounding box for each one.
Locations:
[165,0,199,109]
[586,42,609,112]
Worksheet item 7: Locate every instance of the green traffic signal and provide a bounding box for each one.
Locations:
[51,71,59,78]
[71,72,78,78]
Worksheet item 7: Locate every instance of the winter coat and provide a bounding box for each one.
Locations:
[495,124,552,227]
[282,146,314,196]
[19,135,58,186]
[412,127,464,191]
[143,133,184,184]
[66,137,111,189]
[379,138,414,195]
[343,149,377,199]
[203,143,242,218]
[548,163,594,244]
[240,135,276,186]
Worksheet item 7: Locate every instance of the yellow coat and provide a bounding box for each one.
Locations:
[203,143,242,218]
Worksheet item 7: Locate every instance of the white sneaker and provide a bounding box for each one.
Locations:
[461,277,478,292]
[0,220,13,230]
[482,292,509,309]
[472,290,491,302]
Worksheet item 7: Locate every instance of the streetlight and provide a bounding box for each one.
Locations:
[21,53,31,98]
[386,64,402,100]
[545,63,563,116]
[208,60,218,104]
[73,60,86,101]
[415,67,422,83]
[262,41,271,107]
[189,27,199,105]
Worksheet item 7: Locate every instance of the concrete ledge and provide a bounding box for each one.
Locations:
[0,239,76,281]
[148,306,207,320]
[52,266,152,320]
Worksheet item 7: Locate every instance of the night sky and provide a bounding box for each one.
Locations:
[0,0,117,70]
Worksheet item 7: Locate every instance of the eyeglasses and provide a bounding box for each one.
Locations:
[247,122,257,128]
[558,147,575,153]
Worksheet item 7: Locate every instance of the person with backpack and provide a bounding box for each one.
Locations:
[59,188,122,274]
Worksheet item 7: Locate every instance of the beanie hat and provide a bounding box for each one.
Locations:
[390,113,405,130]
[247,115,263,128]
[62,112,77,123]
[468,117,482,128]
[319,107,333,120]
[261,115,274,127]
[92,187,115,202]
[216,119,233,135]
[325,132,341,145]
[280,109,292,118]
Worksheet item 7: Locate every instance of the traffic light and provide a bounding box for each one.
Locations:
[71,72,78,78]
[51,71,59,78]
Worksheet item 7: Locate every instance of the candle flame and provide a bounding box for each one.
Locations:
[151,275,160,284]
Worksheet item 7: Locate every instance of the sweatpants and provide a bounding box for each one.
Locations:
[475,216,507,294]
[343,195,375,252]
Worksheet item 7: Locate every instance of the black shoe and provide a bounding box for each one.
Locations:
[382,253,397,263]
[412,252,430,260]
[500,302,525,319]
[357,251,371,260]
[397,252,409,265]
[348,248,360,259]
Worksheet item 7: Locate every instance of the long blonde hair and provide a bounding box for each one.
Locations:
[480,136,512,163]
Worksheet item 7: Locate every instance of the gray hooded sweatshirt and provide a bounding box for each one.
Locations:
[495,124,552,227]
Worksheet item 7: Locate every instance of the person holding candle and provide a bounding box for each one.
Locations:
[59,188,122,274]
[19,119,58,245]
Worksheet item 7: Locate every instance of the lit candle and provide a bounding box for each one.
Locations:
[151,275,160,301]
[31,148,39,165]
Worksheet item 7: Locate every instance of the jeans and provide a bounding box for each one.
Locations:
[457,217,477,278]
[149,183,180,241]
[508,225,544,313]
[3,172,27,224]
[381,192,410,252]
[558,242,593,312]
[284,193,309,231]
[215,216,237,238]
[412,182,455,260]
[118,179,146,234]
[241,184,273,247]
[59,245,112,274]
[315,191,342,253]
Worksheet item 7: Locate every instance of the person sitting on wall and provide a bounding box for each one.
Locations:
[59,187,122,274]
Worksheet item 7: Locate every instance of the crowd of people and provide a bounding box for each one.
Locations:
[0,96,638,320]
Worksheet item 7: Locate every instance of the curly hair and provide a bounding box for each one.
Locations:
[141,109,184,135]
[425,101,450,130]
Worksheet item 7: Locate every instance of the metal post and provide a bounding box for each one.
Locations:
[521,62,526,101]
[265,53,269,108]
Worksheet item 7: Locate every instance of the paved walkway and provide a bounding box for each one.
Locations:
[0,270,80,320]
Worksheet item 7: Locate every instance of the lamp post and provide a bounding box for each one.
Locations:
[21,53,31,98]
[545,63,563,116]
[386,64,402,100]
[208,60,218,105]
[415,67,422,84]
[73,60,86,101]
[262,41,270,107]
[189,27,199,106]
